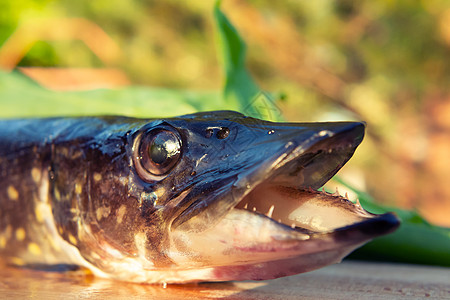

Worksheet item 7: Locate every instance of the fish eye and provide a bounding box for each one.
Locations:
[138,129,181,176]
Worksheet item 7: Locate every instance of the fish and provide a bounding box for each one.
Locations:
[0,110,399,283]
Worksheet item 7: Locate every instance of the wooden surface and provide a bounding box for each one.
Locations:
[1,261,449,299]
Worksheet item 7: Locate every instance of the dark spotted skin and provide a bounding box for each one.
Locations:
[0,117,166,271]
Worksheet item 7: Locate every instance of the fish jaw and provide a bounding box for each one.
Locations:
[167,189,399,282]
[163,120,400,282]
[207,212,399,282]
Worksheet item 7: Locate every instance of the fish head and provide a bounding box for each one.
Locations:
[72,111,399,283]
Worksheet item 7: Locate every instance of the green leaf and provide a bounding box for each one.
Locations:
[350,222,450,267]
[213,1,282,121]
[0,70,220,118]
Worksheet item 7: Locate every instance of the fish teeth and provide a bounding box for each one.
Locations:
[243,203,248,209]
[266,205,275,218]
[291,223,296,229]
[252,207,256,212]
[332,187,340,196]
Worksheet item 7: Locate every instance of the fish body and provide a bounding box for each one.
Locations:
[0,111,399,283]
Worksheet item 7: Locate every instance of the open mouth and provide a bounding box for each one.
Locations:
[232,140,377,237]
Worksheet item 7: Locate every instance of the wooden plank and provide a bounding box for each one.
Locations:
[1,261,449,299]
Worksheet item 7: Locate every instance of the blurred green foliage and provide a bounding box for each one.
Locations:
[0,71,220,118]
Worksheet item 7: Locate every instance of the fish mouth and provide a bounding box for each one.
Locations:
[168,122,399,281]
[231,126,386,236]
[230,123,398,241]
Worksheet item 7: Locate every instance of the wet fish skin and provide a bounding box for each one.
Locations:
[0,117,141,267]
[0,111,399,283]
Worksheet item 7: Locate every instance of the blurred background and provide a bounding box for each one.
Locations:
[1,0,449,226]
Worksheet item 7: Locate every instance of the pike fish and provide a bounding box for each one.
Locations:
[0,111,399,283]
